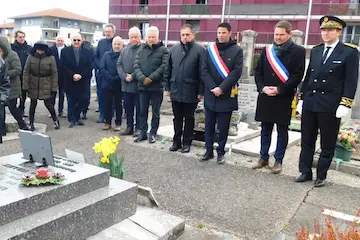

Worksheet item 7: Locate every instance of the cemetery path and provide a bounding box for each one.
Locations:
[1,98,360,239]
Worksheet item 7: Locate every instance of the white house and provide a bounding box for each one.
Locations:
[10,8,104,45]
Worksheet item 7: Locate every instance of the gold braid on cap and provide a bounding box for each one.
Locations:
[320,20,343,29]
[340,97,354,108]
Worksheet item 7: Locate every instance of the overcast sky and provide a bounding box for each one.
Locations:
[0,0,109,23]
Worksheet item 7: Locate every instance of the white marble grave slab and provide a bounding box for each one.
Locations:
[232,131,301,157]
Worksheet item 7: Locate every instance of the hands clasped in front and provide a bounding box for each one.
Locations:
[73,74,82,82]
[211,87,223,97]
[262,86,279,96]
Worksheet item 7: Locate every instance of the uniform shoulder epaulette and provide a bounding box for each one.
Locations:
[344,42,358,49]
[313,43,324,48]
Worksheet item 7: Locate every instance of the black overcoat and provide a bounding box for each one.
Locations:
[255,42,306,125]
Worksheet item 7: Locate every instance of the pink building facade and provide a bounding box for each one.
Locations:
[109,0,360,45]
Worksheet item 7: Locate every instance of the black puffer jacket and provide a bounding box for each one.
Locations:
[134,41,168,91]
[164,41,205,103]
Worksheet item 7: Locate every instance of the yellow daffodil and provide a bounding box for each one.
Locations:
[101,156,110,164]
[93,142,102,153]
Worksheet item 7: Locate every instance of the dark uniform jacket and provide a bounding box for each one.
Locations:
[201,39,243,112]
[134,41,168,92]
[299,42,359,112]
[255,42,306,125]
[164,41,206,103]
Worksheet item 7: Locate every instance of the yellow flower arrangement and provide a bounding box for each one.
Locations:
[93,136,125,179]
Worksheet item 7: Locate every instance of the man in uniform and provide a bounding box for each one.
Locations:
[200,22,243,164]
[296,15,359,187]
[253,20,306,174]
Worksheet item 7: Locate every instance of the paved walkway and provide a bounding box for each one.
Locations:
[1,98,360,239]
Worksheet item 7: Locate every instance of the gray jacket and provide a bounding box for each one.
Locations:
[117,44,142,93]
[0,58,10,103]
[0,37,21,100]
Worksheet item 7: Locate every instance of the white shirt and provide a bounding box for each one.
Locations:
[322,39,339,63]
[57,45,65,59]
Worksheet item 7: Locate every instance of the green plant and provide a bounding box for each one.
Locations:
[93,136,126,179]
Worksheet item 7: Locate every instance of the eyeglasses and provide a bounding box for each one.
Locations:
[73,39,81,42]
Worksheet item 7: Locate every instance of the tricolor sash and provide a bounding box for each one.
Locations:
[208,43,238,98]
[265,44,290,83]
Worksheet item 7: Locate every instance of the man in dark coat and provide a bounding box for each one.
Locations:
[100,36,124,131]
[61,34,93,128]
[94,24,115,123]
[200,22,243,164]
[164,24,205,153]
[296,16,359,187]
[11,30,32,117]
[133,26,168,144]
[81,40,94,119]
[253,21,306,174]
[50,36,66,118]
[0,58,10,143]
[117,26,143,136]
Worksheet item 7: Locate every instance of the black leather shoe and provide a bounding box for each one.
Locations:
[134,135,147,143]
[200,152,214,161]
[169,144,181,152]
[29,122,35,131]
[181,145,190,153]
[133,129,141,137]
[295,173,313,182]
[217,154,225,164]
[149,135,156,144]
[54,120,60,130]
[314,179,326,187]
[121,127,133,136]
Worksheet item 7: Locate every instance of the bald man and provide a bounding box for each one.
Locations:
[61,34,93,127]
[50,36,67,118]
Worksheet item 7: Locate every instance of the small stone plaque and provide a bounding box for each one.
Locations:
[238,83,258,113]
[0,153,110,226]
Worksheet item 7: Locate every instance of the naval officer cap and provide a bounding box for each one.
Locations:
[319,15,346,30]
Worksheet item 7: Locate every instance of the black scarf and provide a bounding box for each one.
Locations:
[273,39,293,56]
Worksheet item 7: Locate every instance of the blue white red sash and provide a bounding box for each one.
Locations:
[266,44,290,83]
[208,43,230,80]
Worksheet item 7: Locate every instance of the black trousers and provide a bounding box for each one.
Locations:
[29,98,57,123]
[172,101,197,146]
[205,108,232,156]
[4,99,27,129]
[18,75,27,111]
[299,109,340,180]
[103,88,122,126]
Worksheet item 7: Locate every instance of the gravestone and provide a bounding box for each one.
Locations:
[0,131,137,240]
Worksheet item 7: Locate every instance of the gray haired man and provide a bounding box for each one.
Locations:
[117,26,143,136]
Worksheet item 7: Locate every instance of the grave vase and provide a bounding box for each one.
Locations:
[334,145,354,162]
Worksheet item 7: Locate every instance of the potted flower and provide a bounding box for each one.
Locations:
[335,129,358,162]
[93,136,126,179]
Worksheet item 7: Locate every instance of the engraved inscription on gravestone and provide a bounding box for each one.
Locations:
[0,163,31,191]
[238,83,258,113]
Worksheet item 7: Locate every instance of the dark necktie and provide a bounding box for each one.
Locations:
[321,46,331,65]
